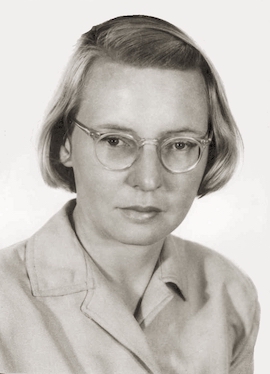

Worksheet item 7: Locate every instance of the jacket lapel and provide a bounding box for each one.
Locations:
[26,200,182,373]
[81,259,161,374]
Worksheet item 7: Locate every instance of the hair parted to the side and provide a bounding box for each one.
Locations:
[38,15,242,197]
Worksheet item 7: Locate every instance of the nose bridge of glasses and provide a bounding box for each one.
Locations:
[138,138,160,149]
[135,138,162,169]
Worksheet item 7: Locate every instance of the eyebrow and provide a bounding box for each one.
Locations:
[95,123,207,138]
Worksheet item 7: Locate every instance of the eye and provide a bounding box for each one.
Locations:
[100,134,134,148]
[106,137,122,146]
[100,135,124,147]
[173,141,187,150]
[170,139,197,151]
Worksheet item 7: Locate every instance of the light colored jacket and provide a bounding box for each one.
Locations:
[0,200,260,373]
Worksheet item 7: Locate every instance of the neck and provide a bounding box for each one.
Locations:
[71,204,165,314]
[72,204,164,284]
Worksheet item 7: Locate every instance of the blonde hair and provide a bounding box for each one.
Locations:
[38,15,242,196]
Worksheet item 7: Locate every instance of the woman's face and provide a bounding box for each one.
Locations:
[62,60,209,246]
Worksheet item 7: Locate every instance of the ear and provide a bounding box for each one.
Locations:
[60,137,73,167]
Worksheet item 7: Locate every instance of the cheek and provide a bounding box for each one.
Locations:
[168,153,207,196]
[72,151,122,204]
[166,156,208,215]
[169,178,198,212]
[70,133,101,192]
[70,134,126,203]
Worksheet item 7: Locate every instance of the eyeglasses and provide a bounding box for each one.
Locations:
[72,118,212,173]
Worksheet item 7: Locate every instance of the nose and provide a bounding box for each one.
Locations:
[126,145,162,191]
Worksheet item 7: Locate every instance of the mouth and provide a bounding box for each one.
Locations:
[122,205,162,213]
[119,206,162,222]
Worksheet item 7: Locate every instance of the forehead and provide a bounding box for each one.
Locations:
[78,60,208,136]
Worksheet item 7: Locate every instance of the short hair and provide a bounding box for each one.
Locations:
[38,15,242,197]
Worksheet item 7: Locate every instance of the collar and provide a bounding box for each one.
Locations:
[26,199,188,299]
[26,200,92,296]
[159,235,188,301]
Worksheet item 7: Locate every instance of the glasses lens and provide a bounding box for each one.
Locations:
[161,137,201,172]
[95,133,138,170]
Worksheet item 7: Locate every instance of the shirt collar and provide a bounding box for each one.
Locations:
[159,235,188,301]
[26,199,93,297]
[26,199,187,299]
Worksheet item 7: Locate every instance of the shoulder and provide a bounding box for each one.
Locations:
[171,235,257,287]
[0,240,29,295]
[170,235,259,316]
[0,240,27,269]
[168,236,260,368]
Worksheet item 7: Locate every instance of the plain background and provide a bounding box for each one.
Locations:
[0,0,269,372]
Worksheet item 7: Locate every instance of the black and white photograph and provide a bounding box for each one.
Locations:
[0,1,268,373]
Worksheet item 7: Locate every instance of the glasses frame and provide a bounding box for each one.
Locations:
[72,118,212,173]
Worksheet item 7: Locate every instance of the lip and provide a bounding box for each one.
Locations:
[119,206,162,223]
[122,205,162,213]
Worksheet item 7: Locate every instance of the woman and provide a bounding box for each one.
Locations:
[0,15,259,374]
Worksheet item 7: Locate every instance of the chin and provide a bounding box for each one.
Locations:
[119,236,164,247]
[112,225,172,247]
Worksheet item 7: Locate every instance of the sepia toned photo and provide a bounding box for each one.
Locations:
[0,1,268,373]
